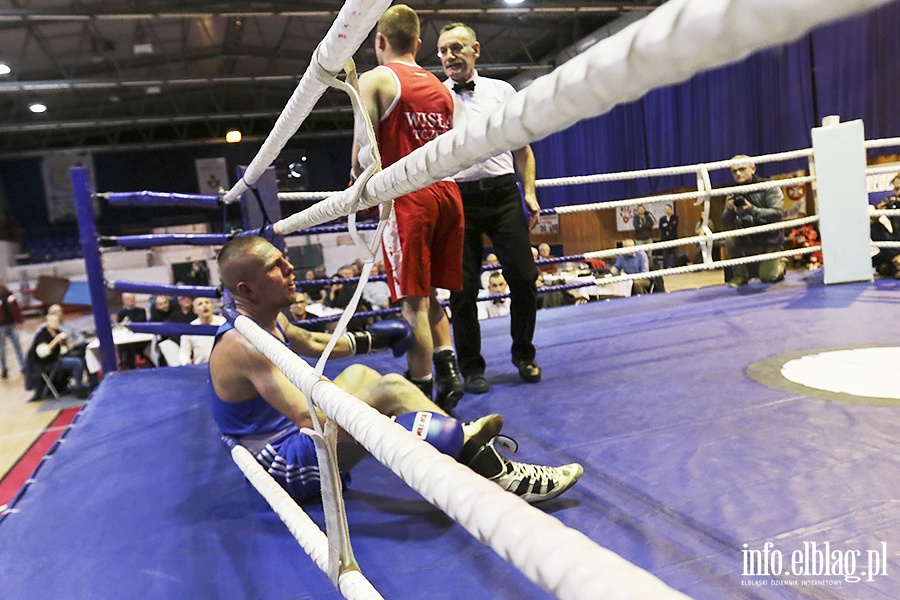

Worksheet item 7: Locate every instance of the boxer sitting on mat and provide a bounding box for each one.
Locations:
[209,236,582,504]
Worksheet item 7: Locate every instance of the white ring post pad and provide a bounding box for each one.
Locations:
[811,119,874,284]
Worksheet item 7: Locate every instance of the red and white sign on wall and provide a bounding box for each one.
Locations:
[195,157,229,194]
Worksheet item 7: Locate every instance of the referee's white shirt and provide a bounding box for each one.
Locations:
[444,70,516,183]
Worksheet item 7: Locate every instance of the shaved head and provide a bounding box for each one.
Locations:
[217,236,272,294]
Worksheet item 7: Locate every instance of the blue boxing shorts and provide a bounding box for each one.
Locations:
[223,426,350,503]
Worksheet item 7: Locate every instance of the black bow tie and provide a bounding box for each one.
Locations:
[453,80,475,94]
[493,299,505,305]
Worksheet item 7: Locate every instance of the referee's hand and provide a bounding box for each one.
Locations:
[525,194,541,230]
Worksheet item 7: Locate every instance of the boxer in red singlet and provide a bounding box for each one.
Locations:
[352,4,465,412]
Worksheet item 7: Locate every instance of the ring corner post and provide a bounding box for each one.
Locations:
[236,164,284,250]
[71,166,117,375]
[810,117,874,285]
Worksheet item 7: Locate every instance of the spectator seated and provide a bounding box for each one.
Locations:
[24,353,69,401]
[26,312,91,400]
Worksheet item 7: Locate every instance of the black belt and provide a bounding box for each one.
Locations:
[456,173,516,193]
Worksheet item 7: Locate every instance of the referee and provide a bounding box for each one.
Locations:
[438,22,542,394]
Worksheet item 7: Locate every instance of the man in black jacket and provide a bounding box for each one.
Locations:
[0,277,25,379]
[721,155,787,287]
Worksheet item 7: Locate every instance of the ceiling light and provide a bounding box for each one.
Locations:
[503,0,525,4]
[0,63,10,75]
[225,130,242,144]
[29,103,47,114]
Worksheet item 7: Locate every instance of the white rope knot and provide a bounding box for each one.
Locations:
[308,43,343,87]
[306,57,389,379]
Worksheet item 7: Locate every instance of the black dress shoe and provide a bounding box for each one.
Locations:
[464,373,490,394]
[513,359,542,383]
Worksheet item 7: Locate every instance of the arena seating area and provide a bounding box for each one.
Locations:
[18,234,83,264]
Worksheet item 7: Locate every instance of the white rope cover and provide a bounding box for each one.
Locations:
[230,314,689,600]
[230,444,383,600]
[553,215,823,290]
[221,0,392,204]
[580,215,819,263]
[866,164,900,176]
[553,175,814,214]
[277,149,816,201]
[864,136,900,150]
[517,208,820,292]
[575,246,823,290]
[280,191,338,201]
[273,0,891,235]
[535,149,814,188]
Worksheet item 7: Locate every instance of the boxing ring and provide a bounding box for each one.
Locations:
[2,0,900,598]
[3,274,900,599]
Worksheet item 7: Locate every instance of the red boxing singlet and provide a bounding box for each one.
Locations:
[376,62,454,167]
[375,62,463,300]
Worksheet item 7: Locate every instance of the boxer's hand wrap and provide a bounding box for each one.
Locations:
[345,331,373,355]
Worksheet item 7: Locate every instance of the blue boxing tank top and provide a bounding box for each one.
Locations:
[209,321,293,436]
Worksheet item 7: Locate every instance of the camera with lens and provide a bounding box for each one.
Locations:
[881,196,900,211]
[731,193,750,208]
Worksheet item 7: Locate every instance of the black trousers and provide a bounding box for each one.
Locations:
[449,175,538,376]
[661,241,677,269]
[726,235,782,281]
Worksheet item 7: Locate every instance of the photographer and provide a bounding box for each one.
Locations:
[870,172,900,278]
[721,155,787,287]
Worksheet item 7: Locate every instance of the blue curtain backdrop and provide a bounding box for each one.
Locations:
[534,101,652,208]
[533,1,899,209]
[643,43,815,189]
[811,2,900,149]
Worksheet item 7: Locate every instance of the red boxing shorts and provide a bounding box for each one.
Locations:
[382,180,464,301]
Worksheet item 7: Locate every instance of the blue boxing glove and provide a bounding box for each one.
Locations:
[395,411,464,459]
[370,319,413,357]
[345,319,413,357]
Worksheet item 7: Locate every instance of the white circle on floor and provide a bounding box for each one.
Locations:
[781,347,900,400]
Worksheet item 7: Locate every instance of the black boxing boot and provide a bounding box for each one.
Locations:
[405,371,433,400]
[433,348,464,412]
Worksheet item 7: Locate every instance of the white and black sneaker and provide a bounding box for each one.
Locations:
[464,435,583,504]
[461,414,503,446]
